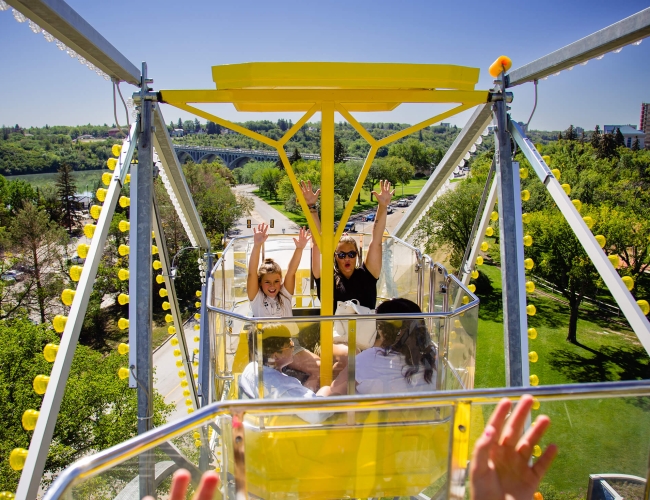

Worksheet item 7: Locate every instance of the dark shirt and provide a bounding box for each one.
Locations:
[315,263,379,310]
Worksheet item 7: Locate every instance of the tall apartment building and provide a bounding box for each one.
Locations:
[641,103,650,150]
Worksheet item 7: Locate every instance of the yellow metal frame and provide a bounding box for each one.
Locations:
[160,62,489,385]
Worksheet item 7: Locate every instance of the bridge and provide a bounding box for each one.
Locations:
[172,144,321,168]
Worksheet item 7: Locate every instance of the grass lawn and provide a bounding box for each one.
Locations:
[474,263,650,496]
[254,178,428,226]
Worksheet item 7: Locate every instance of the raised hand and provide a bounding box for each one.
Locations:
[142,468,220,500]
[253,223,269,245]
[469,395,558,500]
[371,180,394,207]
[293,227,311,249]
[300,180,321,207]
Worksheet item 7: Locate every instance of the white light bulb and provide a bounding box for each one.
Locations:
[12,9,26,22]
[470,144,477,153]
[28,20,40,33]
[0,1,9,11]
[463,152,471,161]
[596,54,605,60]
[56,40,66,51]
[77,55,86,65]
[86,62,96,71]
[567,66,574,71]
[43,31,54,42]
[103,72,111,81]
[613,48,622,54]
[580,61,588,66]
[475,136,482,145]
[126,98,134,109]
[633,40,642,46]
[459,159,465,167]
[482,128,489,136]
[552,72,560,77]
[66,48,77,58]
[542,76,548,80]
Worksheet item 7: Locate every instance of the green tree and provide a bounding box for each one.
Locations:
[10,202,68,323]
[388,139,433,174]
[55,163,80,233]
[333,136,347,163]
[0,318,173,492]
[632,137,640,151]
[254,167,284,200]
[6,180,38,215]
[413,179,483,268]
[289,147,302,164]
[525,210,600,343]
[384,156,415,195]
[590,125,601,149]
[614,128,625,147]
[597,133,618,160]
[564,125,577,141]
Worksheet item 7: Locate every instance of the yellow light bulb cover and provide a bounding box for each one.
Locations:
[152,245,158,255]
[119,196,130,208]
[468,284,476,293]
[519,167,528,179]
[527,327,538,339]
[9,448,28,471]
[523,235,533,247]
[551,168,561,180]
[118,268,129,281]
[118,318,129,330]
[173,348,181,357]
[561,183,571,195]
[524,258,534,270]
[102,172,112,186]
[162,301,171,310]
[194,336,200,342]
[181,379,188,387]
[542,155,551,165]
[171,338,179,346]
[118,220,130,232]
[485,227,494,237]
[83,224,96,239]
[43,343,59,362]
[525,281,535,293]
[572,199,582,212]
[529,374,539,386]
[185,390,192,398]
[522,212,532,224]
[193,324,201,331]
[531,399,541,410]
[528,351,539,363]
[193,348,200,355]
[582,216,594,229]
[595,234,606,248]
[471,270,479,279]
[159,288,168,297]
[462,295,469,304]
[61,289,75,306]
[118,244,130,256]
[608,254,619,268]
[118,293,129,305]
[526,304,537,316]
[77,243,90,259]
[96,188,107,202]
[178,370,186,378]
[476,256,484,266]
[53,314,67,333]
[196,290,202,297]
[168,326,177,335]
[165,314,173,323]
[187,407,195,413]
[22,409,39,431]
[194,313,201,320]
[118,342,129,355]
[118,367,130,380]
[532,444,542,457]
[490,211,498,221]
[488,55,512,77]
[107,158,117,171]
[195,301,201,308]
[621,276,634,291]
[90,205,101,220]
[480,241,488,252]
[156,275,165,284]
[637,300,650,316]
[521,189,530,202]
[176,360,183,367]
[112,144,122,157]
[125,173,131,183]
[153,260,162,270]
[33,375,49,395]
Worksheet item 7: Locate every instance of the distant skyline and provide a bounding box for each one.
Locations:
[1,1,649,133]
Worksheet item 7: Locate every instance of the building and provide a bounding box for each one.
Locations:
[171,128,184,137]
[603,124,645,149]
[641,103,650,150]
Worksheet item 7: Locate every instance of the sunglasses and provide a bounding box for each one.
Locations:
[336,251,358,259]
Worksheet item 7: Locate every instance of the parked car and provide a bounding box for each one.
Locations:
[344,221,357,233]
[365,213,376,222]
[396,199,410,207]
[387,206,394,214]
[1,270,17,283]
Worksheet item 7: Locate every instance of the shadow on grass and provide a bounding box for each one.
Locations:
[548,344,650,384]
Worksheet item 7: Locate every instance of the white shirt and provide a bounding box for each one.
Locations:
[250,286,293,318]
[355,347,436,395]
[240,363,329,424]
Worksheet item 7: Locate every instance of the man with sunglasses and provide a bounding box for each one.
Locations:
[301,179,394,310]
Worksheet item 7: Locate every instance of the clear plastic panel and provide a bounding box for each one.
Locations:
[378,236,421,305]
[58,387,650,500]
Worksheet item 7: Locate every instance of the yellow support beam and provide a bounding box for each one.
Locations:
[320,102,336,385]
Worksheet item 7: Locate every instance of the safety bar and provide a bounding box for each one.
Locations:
[44,379,650,500]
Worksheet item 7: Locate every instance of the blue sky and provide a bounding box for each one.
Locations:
[1,0,648,132]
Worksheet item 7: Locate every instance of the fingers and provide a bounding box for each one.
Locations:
[485,397,512,439]
[192,471,220,500]
[470,424,499,478]
[516,414,551,457]
[169,469,191,500]
[500,394,533,447]
[532,443,558,480]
